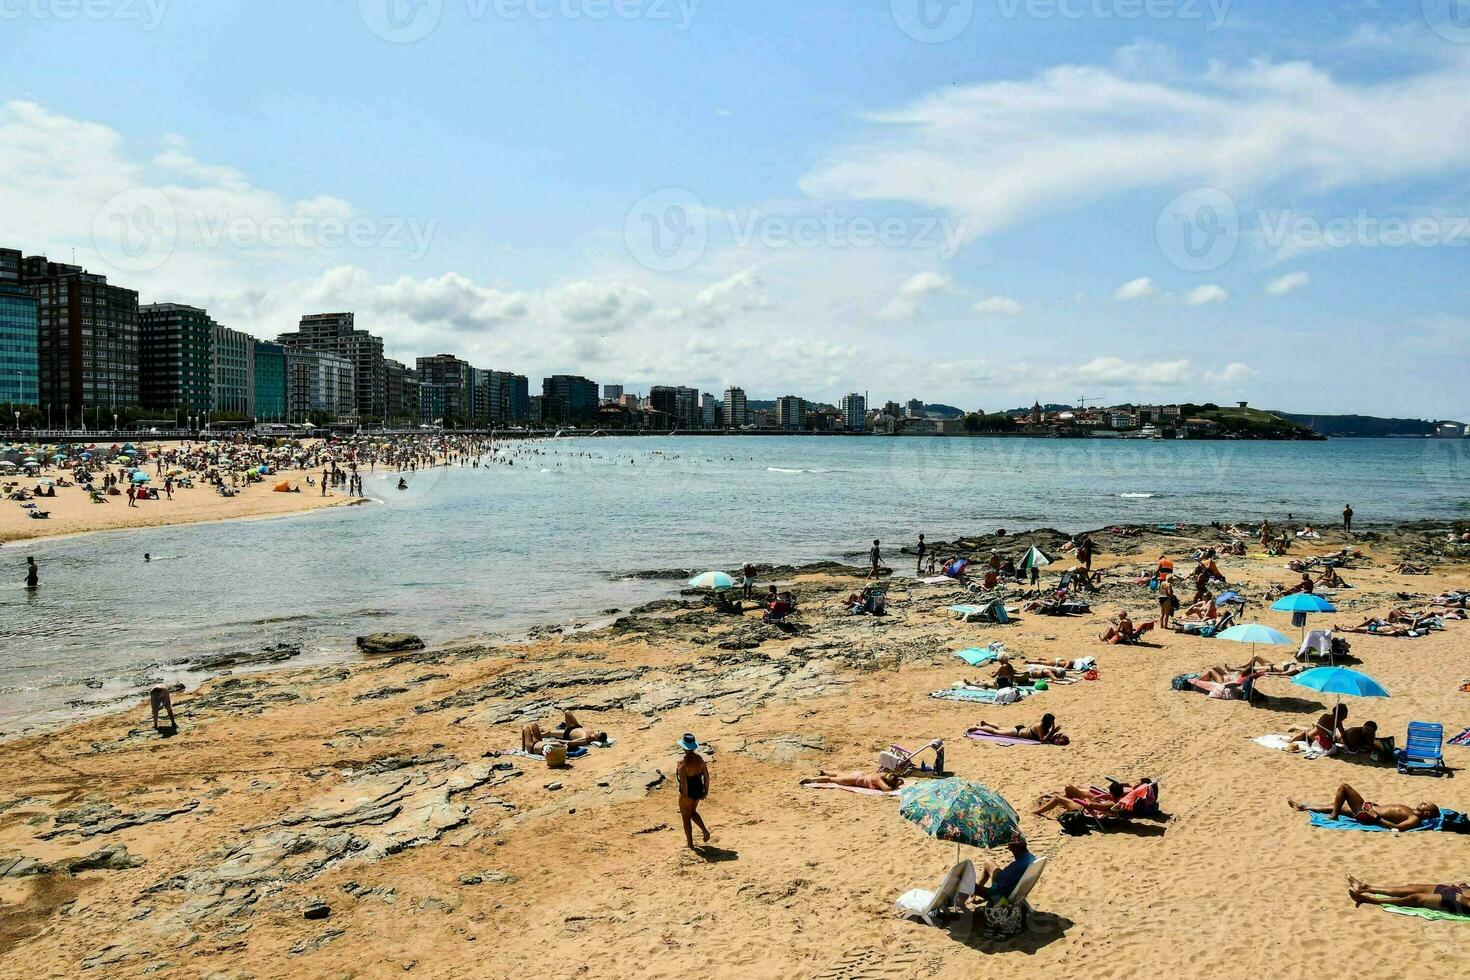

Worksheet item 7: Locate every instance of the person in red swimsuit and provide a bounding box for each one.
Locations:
[1287,785,1440,831]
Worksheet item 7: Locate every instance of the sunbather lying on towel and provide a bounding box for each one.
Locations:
[1288,785,1440,831]
[1226,656,1308,677]
[1396,562,1431,575]
[1348,877,1469,913]
[1336,617,1424,637]
[969,713,1069,745]
[799,769,903,791]
[521,710,608,753]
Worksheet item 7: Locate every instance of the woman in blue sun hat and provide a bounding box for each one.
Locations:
[676,733,711,850]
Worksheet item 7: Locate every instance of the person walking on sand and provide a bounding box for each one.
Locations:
[741,563,757,602]
[126,484,137,507]
[676,733,711,850]
[915,534,926,575]
[868,539,882,579]
[24,557,38,591]
[1343,504,1353,533]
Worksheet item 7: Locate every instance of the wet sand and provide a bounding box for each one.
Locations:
[1,523,1467,978]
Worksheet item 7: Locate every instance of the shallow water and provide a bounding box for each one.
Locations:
[2,435,1465,730]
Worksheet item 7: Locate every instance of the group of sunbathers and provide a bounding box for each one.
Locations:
[1336,606,1460,637]
[1032,777,1157,821]
[521,709,610,754]
[961,654,1095,691]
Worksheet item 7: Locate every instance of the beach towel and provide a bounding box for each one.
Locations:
[1307,809,1456,833]
[1255,734,1331,759]
[954,644,1004,667]
[964,731,1049,748]
[921,576,954,586]
[508,744,596,761]
[930,688,1028,705]
[1380,905,1470,923]
[1448,727,1470,747]
[803,782,900,797]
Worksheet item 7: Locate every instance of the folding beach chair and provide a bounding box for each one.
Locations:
[1397,722,1449,777]
[978,856,1050,938]
[1297,629,1335,663]
[895,860,977,927]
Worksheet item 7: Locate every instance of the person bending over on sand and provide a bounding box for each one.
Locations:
[150,686,177,733]
[1346,877,1467,913]
[969,713,1068,745]
[799,770,904,791]
[1288,786,1440,831]
[676,733,711,850]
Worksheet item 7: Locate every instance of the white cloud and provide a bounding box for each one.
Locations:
[1114,277,1159,301]
[800,47,1470,247]
[973,295,1024,317]
[1183,284,1228,306]
[1266,271,1310,296]
[1068,356,1195,388]
[1204,362,1256,386]
[878,270,952,320]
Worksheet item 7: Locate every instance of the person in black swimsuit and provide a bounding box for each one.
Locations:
[25,557,38,590]
[676,733,711,850]
[1348,876,1467,913]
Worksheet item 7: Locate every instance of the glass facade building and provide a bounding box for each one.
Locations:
[253,340,286,420]
[0,283,40,406]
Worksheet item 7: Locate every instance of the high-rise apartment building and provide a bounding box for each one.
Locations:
[841,393,868,433]
[253,341,287,420]
[647,386,678,419]
[722,386,748,428]
[700,392,722,429]
[278,313,384,420]
[212,324,256,416]
[905,398,925,419]
[21,253,139,415]
[416,354,474,423]
[0,280,39,408]
[138,304,215,416]
[776,395,806,431]
[675,386,700,428]
[285,348,354,421]
[602,383,623,404]
[541,374,599,423]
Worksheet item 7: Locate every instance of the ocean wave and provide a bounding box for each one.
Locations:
[1118,492,1159,499]
[767,466,837,475]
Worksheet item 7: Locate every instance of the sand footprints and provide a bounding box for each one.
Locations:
[810,945,929,980]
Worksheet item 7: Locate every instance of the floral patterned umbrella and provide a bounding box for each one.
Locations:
[899,778,1020,850]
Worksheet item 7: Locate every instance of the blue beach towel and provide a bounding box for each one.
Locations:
[1307,809,1457,833]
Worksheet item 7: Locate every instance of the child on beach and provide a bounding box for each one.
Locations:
[676,733,711,850]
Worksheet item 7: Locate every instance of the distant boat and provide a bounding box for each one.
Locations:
[1125,425,1162,440]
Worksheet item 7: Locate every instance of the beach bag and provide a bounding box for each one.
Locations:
[543,743,568,767]
[1058,810,1094,836]
[1442,812,1470,835]
[1331,636,1351,657]
[1170,673,1196,692]
[981,901,1026,938]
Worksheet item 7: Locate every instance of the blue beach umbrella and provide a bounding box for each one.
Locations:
[1271,594,1337,614]
[131,471,151,483]
[687,571,736,591]
[1214,623,1294,700]
[1292,666,1388,715]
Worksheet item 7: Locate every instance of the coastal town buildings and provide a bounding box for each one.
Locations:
[20,252,139,418]
[776,395,806,431]
[841,393,868,432]
[541,374,599,424]
[0,260,40,408]
[253,341,287,421]
[278,313,385,421]
[723,386,748,428]
[138,304,215,417]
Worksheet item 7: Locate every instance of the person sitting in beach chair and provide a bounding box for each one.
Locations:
[763,590,797,622]
[799,769,903,791]
[1316,565,1349,589]
[968,713,1069,745]
[1186,664,1264,700]
[1288,785,1440,831]
[1099,611,1154,645]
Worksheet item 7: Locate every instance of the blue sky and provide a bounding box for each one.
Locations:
[3,0,1469,417]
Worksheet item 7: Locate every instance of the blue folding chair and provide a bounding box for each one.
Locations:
[1397,722,1450,777]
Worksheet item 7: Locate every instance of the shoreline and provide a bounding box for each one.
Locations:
[6,515,1464,740]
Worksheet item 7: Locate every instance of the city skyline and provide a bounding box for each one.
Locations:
[3,3,1469,418]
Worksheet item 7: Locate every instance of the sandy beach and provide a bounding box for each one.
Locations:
[1,522,1466,978]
